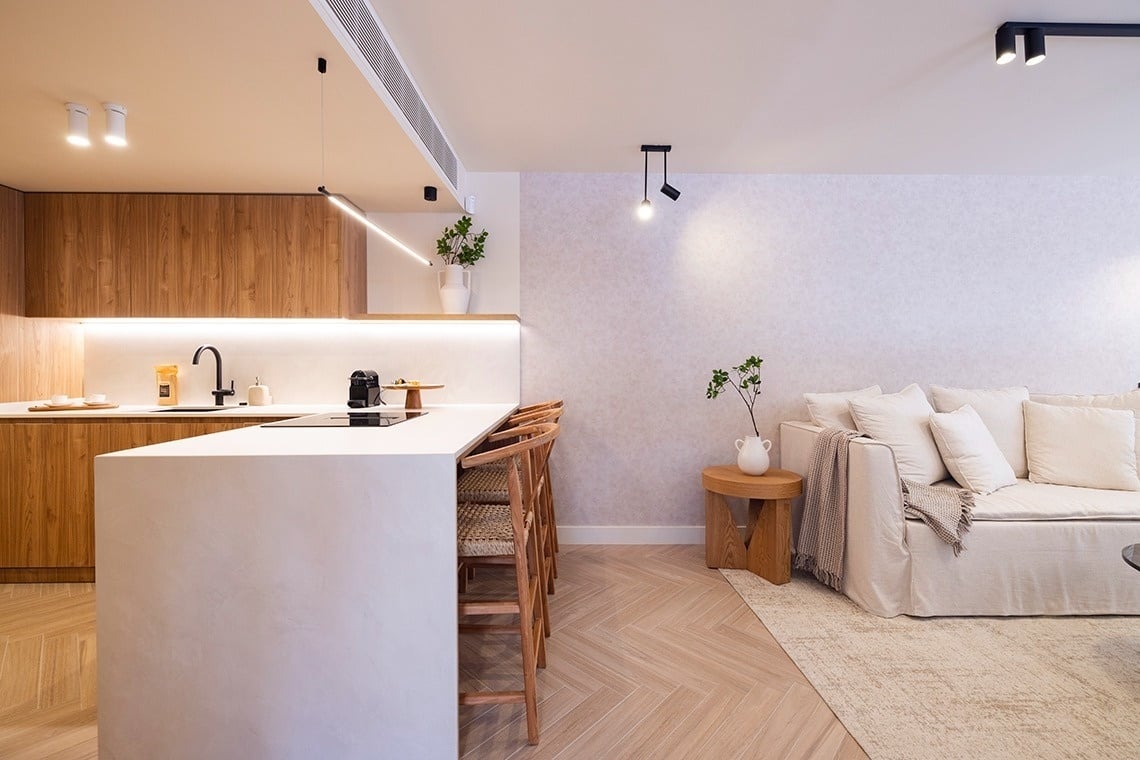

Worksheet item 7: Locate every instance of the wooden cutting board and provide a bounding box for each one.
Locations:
[28,402,120,412]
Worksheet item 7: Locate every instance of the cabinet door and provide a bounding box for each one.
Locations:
[0,418,280,577]
[24,194,132,317]
[130,195,226,317]
[25,193,358,318]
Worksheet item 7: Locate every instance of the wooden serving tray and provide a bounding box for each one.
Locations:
[28,402,120,412]
[380,384,443,411]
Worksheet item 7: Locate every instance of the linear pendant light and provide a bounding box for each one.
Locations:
[315,57,431,267]
[317,186,431,266]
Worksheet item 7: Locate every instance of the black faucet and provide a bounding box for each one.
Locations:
[192,344,235,406]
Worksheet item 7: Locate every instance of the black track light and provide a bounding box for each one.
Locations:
[1025,28,1046,65]
[637,144,678,219]
[995,25,1016,64]
[660,150,680,201]
[994,21,1140,66]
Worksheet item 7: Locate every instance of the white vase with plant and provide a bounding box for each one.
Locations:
[706,355,771,475]
[435,215,488,314]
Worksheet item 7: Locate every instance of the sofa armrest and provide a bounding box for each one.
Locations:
[779,421,911,617]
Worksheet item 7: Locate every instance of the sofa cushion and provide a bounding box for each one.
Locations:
[930,385,1030,478]
[1023,401,1140,492]
[929,405,1017,495]
[970,480,1140,521]
[803,385,881,430]
[1031,390,1140,472]
[849,384,949,485]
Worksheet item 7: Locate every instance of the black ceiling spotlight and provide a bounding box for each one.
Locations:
[995,21,1140,66]
[661,149,680,201]
[423,185,437,202]
[637,144,676,221]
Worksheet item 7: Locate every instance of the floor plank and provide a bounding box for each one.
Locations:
[0,547,866,759]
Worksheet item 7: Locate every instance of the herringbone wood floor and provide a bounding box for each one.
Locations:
[460,545,867,759]
[0,546,866,759]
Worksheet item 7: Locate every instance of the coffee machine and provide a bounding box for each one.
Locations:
[347,369,384,408]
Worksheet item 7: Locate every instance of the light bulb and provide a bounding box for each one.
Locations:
[637,199,653,221]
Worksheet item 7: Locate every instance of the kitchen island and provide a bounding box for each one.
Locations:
[95,403,516,760]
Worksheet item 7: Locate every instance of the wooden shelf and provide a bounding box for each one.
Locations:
[348,313,519,322]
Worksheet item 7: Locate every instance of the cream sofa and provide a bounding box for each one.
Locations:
[780,416,1140,617]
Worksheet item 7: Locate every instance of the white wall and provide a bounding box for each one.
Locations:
[83,320,520,406]
[520,173,1140,531]
[368,172,520,314]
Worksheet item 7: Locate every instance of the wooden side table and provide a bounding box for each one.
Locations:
[702,466,803,585]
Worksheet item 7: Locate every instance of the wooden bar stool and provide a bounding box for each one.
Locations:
[459,406,563,598]
[457,422,560,746]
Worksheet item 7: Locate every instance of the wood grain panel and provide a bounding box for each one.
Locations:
[24,194,131,317]
[226,194,275,317]
[0,185,21,316]
[26,193,351,318]
[0,418,281,577]
[339,207,367,316]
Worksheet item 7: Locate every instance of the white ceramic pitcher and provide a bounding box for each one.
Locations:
[735,436,772,476]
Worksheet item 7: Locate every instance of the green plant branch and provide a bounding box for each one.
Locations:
[706,355,764,437]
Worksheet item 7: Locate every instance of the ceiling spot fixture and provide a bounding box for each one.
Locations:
[314,56,431,267]
[637,144,677,221]
[995,21,1140,66]
[65,103,90,147]
[103,103,128,147]
[423,186,437,202]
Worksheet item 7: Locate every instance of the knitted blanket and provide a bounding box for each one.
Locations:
[793,428,862,591]
[901,479,974,556]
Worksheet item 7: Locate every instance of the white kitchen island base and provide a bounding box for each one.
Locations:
[95,404,514,760]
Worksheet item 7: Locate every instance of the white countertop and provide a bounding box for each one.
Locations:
[0,401,354,419]
[96,403,517,458]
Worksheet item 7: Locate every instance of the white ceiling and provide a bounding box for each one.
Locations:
[3,0,1140,213]
[372,0,1140,174]
[0,0,459,211]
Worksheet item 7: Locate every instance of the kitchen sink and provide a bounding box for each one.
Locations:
[149,407,231,413]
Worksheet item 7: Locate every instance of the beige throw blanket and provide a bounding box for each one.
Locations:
[793,428,862,590]
[795,428,976,591]
[900,479,974,556]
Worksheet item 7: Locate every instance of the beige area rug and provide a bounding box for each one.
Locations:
[722,570,1140,760]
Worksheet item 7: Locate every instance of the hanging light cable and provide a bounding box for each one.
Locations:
[637,149,653,220]
[315,57,431,267]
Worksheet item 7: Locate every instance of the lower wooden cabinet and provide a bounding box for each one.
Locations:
[0,417,281,582]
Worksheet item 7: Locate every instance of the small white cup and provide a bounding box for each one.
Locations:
[86,393,107,404]
[50,394,70,406]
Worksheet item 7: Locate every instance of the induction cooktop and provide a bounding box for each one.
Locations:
[261,411,427,428]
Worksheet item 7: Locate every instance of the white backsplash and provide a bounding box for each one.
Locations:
[83,320,520,406]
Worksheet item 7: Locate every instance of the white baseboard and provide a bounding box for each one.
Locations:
[557,525,705,545]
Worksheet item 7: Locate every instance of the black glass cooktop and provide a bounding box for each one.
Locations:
[262,411,427,428]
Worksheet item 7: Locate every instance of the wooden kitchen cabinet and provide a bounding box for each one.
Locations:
[0,417,280,582]
[23,193,365,318]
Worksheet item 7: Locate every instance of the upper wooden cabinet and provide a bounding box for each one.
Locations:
[23,193,365,318]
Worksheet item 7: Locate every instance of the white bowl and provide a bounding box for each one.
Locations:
[50,394,70,406]
[86,394,107,404]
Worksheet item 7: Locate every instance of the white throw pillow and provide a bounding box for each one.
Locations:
[930,385,1030,478]
[1031,390,1140,473]
[1022,401,1140,491]
[848,384,949,485]
[929,405,1017,495]
[803,385,882,430]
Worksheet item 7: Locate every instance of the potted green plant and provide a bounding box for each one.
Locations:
[435,215,489,314]
[706,355,771,475]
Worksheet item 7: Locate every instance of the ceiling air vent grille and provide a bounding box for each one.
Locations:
[323,0,459,189]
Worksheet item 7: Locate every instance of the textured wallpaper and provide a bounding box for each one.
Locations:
[520,173,1140,528]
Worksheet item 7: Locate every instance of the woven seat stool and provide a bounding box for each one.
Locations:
[457,422,559,747]
[458,405,563,601]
